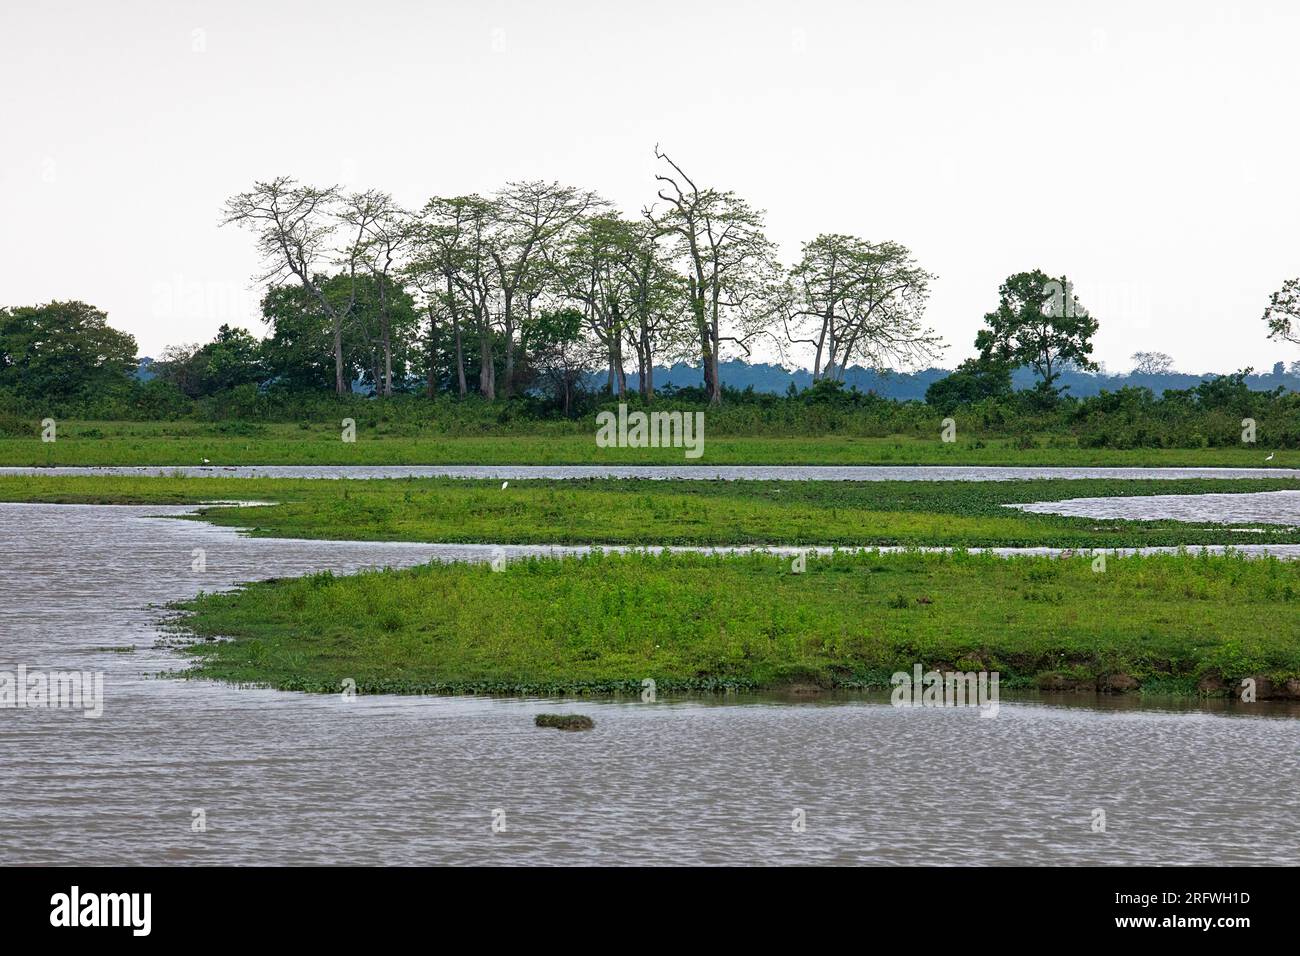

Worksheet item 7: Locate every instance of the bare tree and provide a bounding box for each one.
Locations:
[651,148,779,404]
[1130,350,1175,375]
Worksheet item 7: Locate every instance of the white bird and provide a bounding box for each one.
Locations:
[501,481,509,490]
[1265,453,1275,462]
[201,458,210,465]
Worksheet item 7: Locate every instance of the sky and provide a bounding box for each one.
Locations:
[2,0,1298,374]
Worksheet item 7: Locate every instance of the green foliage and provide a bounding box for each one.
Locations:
[975,269,1099,395]
[0,301,138,403]
[154,324,266,398]
[924,357,1012,413]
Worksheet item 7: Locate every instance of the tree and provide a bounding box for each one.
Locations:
[409,196,492,398]
[222,178,377,394]
[417,195,501,399]
[785,233,943,381]
[975,269,1098,395]
[618,219,692,401]
[923,356,1012,413]
[1130,350,1175,375]
[0,301,137,403]
[351,193,417,396]
[527,307,599,416]
[489,181,603,398]
[347,274,419,394]
[155,324,265,397]
[1263,277,1300,347]
[152,342,204,397]
[259,275,373,391]
[651,148,780,404]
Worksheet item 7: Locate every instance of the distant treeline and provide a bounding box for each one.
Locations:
[3,298,1300,449]
[607,359,1300,401]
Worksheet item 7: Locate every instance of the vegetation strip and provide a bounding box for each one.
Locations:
[4,420,1300,469]
[4,474,1300,548]
[173,550,1300,698]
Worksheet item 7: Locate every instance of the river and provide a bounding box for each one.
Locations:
[1,501,1296,865]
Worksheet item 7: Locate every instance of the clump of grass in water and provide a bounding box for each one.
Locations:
[535,713,594,731]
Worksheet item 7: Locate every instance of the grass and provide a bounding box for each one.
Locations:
[4,474,1300,548]
[2,420,1297,467]
[173,550,1300,696]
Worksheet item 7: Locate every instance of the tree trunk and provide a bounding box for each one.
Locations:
[446,275,467,398]
[707,315,722,405]
[425,303,438,398]
[501,293,515,399]
[382,321,393,396]
[379,276,393,397]
[478,315,495,400]
[333,316,348,395]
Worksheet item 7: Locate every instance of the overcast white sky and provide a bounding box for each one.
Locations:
[3,0,1298,373]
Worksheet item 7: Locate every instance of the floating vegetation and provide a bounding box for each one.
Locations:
[535,713,595,731]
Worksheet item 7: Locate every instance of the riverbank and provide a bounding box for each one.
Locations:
[174,549,1300,697]
[5,474,1300,548]
[2,423,1297,468]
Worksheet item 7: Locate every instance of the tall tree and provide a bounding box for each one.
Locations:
[222,178,375,394]
[409,197,489,398]
[785,234,942,381]
[417,196,500,399]
[551,213,636,397]
[651,148,779,404]
[975,269,1098,394]
[489,181,603,398]
[618,218,691,401]
[351,193,416,396]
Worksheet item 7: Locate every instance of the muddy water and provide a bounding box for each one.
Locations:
[1,502,1297,866]
[4,464,1300,481]
[1014,489,1300,525]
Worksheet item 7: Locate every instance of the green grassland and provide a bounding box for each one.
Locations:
[4,474,1300,548]
[174,550,1300,696]
[1,420,1296,467]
